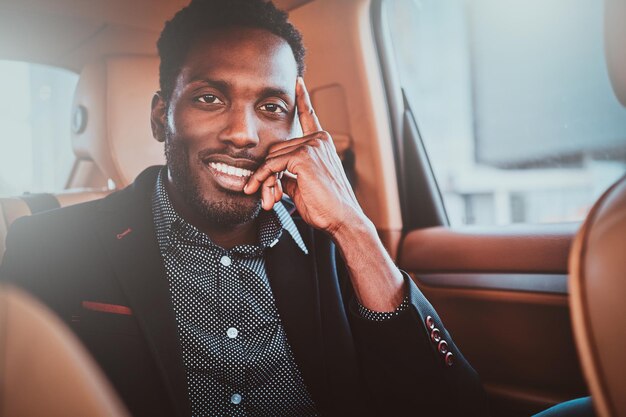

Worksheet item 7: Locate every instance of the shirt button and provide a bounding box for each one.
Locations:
[227,327,239,339]
[231,393,242,405]
[220,255,232,266]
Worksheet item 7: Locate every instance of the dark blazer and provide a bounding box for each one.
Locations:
[0,166,488,417]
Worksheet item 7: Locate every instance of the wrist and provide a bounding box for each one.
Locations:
[331,212,406,312]
[328,211,374,245]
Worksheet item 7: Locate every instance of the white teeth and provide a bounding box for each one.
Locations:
[208,162,252,178]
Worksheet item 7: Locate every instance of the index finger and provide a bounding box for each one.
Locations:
[296,77,323,135]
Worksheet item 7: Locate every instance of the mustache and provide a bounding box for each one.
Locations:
[197,148,265,167]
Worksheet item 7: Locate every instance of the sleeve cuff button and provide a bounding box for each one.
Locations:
[445,352,455,366]
[430,328,441,343]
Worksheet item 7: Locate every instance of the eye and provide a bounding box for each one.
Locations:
[260,103,287,114]
[196,94,224,105]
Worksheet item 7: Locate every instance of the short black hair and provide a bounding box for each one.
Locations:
[157,0,306,100]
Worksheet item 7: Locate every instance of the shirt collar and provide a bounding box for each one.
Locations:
[152,167,308,255]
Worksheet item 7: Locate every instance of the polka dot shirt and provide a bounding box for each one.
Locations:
[151,168,407,416]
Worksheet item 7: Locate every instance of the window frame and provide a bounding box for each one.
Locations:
[371,0,450,231]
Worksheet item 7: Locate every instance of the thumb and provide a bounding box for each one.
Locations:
[281,176,298,198]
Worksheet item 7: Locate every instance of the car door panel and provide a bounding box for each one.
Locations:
[399,225,588,417]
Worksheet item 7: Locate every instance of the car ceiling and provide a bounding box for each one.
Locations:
[0,0,313,71]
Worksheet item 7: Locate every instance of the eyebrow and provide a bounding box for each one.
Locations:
[258,87,292,102]
[188,78,231,93]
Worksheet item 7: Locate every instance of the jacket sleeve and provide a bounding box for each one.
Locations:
[337,252,490,417]
[1,217,44,290]
[0,216,72,318]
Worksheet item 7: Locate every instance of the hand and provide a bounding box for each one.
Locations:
[245,78,405,311]
[243,77,364,236]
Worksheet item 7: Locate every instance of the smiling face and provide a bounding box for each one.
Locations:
[152,27,299,229]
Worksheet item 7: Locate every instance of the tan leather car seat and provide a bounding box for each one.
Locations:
[571,2,626,414]
[71,55,164,188]
[569,174,626,417]
[0,55,164,263]
[605,0,626,107]
[0,284,129,417]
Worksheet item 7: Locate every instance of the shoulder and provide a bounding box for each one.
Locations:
[7,165,162,242]
[7,198,101,245]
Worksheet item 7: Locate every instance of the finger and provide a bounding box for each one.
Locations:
[244,155,290,194]
[274,178,284,203]
[266,131,336,159]
[280,175,297,198]
[296,77,323,135]
[262,181,274,211]
[266,143,309,162]
[263,173,278,188]
[266,132,317,155]
[261,173,278,210]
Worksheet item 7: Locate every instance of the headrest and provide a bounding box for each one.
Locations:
[71,56,165,188]
[605,0,626,106]
[569,174,626,417]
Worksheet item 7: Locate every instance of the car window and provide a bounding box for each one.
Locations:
[384,0,626,226]
[0,60,77,196]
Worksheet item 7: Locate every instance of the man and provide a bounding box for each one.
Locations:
[0,0,488,416]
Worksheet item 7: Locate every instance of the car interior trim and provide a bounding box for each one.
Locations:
[400,223,577,274]
[414,273,568,295]
[370,0,448,230]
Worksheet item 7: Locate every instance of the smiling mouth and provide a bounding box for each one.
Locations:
[203,160,257,193]
[207,162,254,178]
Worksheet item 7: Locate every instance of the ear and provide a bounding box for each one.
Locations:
[151,92,167,143]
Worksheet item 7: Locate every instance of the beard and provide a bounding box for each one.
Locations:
[164,131,262,229]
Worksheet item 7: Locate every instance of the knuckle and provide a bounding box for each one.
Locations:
[265,157,283,173]
[310,137,323,148]
[297,145,313,158]
[263,161,277,173]
[319,130,331,141]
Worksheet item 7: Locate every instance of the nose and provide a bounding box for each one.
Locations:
[218,106,259,149]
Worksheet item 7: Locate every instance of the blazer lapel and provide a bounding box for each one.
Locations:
[265,226,327,411]
[95,167,191,417]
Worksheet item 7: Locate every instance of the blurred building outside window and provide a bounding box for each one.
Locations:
[385,0,626,226]
[0,61,77,197]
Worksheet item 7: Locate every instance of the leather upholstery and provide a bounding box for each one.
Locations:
[400,223,577,274]
[569,175,626,417]
[1,55,159,262]
[71,55,164,188]
[0,284,129,417]
[605,0,626,106]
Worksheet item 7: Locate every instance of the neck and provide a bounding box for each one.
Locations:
[165,180,258,250]
[201,220,258,250]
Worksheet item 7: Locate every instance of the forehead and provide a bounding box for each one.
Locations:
[179,26,298,89]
